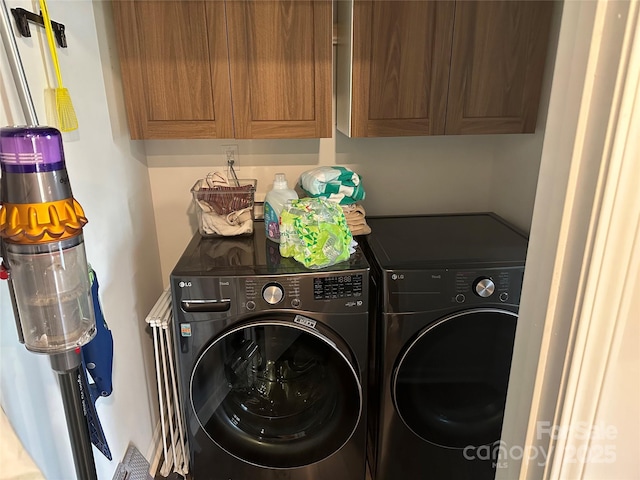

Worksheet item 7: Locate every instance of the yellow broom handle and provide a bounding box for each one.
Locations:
[39,0,63,87]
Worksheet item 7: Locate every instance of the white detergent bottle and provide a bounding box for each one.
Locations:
[264,173,298,243]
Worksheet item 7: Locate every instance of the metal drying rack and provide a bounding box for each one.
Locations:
[145,288,189,477]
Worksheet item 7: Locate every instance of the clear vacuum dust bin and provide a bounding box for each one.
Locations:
[0,126,95,353]
[5,237,94,352]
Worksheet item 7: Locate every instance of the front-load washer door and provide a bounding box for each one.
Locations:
[190,317,362,468]
[392,308,517,448]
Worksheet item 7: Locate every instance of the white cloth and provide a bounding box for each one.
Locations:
[200,207,253,236]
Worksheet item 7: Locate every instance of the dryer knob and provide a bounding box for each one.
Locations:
[474,278,495,298]
[262,283,284,305]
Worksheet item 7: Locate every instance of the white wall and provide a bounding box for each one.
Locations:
[146,132,521,279]
[0,1,162,478]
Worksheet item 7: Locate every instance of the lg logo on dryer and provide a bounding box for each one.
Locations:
[391,274,405,280]
[178,281,192,288]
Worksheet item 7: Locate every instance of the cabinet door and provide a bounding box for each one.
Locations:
[226,0,332,138]
[346,0,455,137]
[112,1,234,139]
[445,1,553,134]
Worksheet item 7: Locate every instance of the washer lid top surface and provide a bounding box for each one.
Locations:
[171,220,369,277]
[365,213,528,268]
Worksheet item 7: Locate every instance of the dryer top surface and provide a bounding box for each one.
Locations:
[364,213,528,269]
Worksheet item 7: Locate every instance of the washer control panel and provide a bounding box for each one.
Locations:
[313,274,364,300]
[243,272,367,313]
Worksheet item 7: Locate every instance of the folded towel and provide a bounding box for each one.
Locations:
[346,217,368,229]
[299,166,365,205]
[350,223,371,236]
[341,203,371,235]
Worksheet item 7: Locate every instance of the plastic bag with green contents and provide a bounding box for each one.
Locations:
[279,197,355,269]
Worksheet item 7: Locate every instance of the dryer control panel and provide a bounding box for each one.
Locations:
[383,266,525,313]
[453,270,518,304]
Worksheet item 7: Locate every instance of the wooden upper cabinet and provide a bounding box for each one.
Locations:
[112,1,233,139]
[227,1,332,138]
[112,0,331,140]
[446,1,554,134]
[337,0,554,137]
[338,1,455,137]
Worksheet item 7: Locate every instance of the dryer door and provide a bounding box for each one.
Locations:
[190,316,362,468]
[392,308,517,448]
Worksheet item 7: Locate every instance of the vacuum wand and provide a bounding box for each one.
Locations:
[0,126,98,480]
[52,352,99,480]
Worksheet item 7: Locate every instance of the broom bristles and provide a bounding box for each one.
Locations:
[56,88,78,132]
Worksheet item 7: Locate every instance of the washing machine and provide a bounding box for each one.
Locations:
[170,223,370,480]
[361,213,528,480]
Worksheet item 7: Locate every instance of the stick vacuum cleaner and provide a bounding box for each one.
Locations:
[0,126,111,479]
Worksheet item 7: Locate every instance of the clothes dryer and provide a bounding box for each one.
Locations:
[170,224,369,480]
[361,213,528,480]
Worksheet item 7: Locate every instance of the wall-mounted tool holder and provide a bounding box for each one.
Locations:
[10,7,66,47]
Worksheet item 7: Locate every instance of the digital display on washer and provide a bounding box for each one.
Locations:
[313,274,363,300]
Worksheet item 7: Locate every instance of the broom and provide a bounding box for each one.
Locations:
[39,0,77,131]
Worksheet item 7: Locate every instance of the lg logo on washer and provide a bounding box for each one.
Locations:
[391,274,404,280]
[178,281,192,288]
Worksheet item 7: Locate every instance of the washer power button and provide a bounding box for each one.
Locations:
[499,292,509,302]
[455,294,466,303]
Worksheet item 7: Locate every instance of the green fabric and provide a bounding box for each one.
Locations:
[280,197,353,269]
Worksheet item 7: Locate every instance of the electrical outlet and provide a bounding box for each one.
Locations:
[223,144,239,169]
